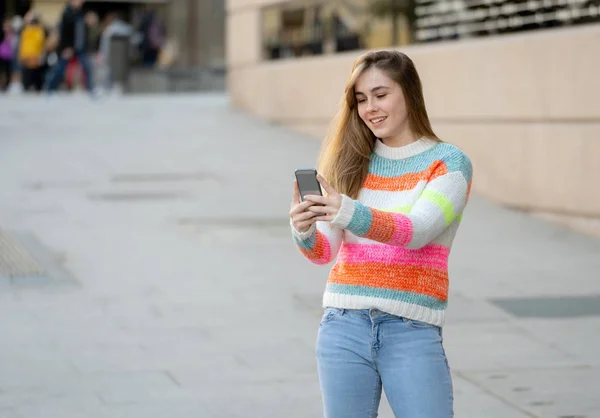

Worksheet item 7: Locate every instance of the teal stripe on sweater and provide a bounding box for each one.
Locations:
[294,234,315,251]
[346,201,372,236]
[326,283,447,309]
[370,143,472,182]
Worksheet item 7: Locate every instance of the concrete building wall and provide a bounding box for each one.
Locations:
[32,0,64,25]
[227,0,600,235]
[167,0,225,68]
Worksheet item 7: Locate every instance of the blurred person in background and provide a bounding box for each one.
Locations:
[18,11,47,92]
[44,27,60,71]
[45,0,96,95]
[97,11,131,92]
[7,15,24,94]
[0,17,15,91]
[136,6,164,68]
[85,11,99,53]
[289,50,472,418]
[63,11,98,91]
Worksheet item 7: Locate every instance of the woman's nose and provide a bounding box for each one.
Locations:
[367,99,378,112]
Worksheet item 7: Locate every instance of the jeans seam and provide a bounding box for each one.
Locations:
[443,349,454,416]
[369,375,381,418]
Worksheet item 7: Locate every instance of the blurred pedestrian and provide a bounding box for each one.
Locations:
[7,15,24,94]
[137,7,164,68]
[0,17,15,90]
[85,10,99,53]
[97,11,131,91]
[45,0,96,95]
[18,11,47,92]
[289,50,473,418]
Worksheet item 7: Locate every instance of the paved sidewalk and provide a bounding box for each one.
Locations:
[1,94,599,418]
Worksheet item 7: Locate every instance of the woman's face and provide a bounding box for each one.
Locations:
[354,67,409,141]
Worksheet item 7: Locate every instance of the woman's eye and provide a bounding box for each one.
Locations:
[357,98,366,103]
[377,94,387,99]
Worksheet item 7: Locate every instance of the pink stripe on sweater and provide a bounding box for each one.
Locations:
[389,213,413,246]
[338,243,449,270]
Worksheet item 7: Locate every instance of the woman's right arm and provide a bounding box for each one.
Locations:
[290,181,343,265]
[291,221,343,265]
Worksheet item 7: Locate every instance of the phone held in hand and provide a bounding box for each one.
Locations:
[295,169,323,202]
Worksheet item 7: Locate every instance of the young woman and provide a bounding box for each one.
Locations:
[289,50,473,418]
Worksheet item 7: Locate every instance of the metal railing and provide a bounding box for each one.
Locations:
[415,0,600,42]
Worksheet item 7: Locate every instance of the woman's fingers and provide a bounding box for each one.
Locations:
[304,194,327,205]
[316,174,337,196]
[289,200,314,217]
[293,212,318,232]
[294,210,317,222]
[294,219,316,232]
[292,180,301,205]
[307,205,337,214]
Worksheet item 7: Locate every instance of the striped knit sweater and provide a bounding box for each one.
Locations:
[291,137,473,327]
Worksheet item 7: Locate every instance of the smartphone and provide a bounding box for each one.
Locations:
[295,169,323,201]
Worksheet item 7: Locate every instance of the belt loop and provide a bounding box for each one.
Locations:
[340,308,346,316]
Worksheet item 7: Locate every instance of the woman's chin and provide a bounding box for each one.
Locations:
[371,128,390,139]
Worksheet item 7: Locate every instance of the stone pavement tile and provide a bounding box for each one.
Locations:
[445,292,514,324]
[0,370,179,409]
[462,366,600,418]
[5,395,103,418]
[132,327,212,352]
[443,322,576,371]
[0,407,19,418]
[450,196,600,299]
[67,346,158,374]
[0,368,82,398]
[164,335,318,386]
[453,373,533,417]
[0,349,79,393]
[93,400,213,418]
[83,371,181,405]
[0,372,89,402]
[0,308,43,344]
[198,377,324,418]
[515,318,600,367]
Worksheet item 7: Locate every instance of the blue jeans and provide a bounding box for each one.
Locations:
[316,308,453,418]
[45,51,94,92]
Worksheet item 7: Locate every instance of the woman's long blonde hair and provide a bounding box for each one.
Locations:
[318,50,440,199]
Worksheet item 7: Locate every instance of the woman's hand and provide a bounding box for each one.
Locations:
[289,180,317,233]
[304,175,343,222]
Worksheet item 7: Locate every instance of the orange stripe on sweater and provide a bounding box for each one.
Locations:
[298,230,331,264]
[364,161,448,191]
[365,209,396,242]
[329,262,449,301]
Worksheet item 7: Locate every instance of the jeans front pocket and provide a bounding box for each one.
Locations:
[320,307,343,325]
[404,317,438,330]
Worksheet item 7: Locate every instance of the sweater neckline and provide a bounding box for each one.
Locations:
[374,137,438,160]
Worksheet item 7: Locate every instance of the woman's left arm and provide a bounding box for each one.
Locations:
[306,153,472,249]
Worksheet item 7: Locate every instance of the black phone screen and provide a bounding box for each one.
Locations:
[295,169,322,201]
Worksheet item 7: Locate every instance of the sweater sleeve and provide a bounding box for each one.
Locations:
[291,219,344,265]
[331,151,473,249]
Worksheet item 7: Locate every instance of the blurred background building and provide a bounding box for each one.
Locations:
[227,0,600,236]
